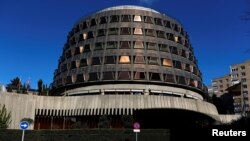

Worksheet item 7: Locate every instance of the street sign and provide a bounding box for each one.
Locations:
[133,122,140,132]
[20,121,29,130]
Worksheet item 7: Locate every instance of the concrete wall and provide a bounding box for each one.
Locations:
[0,92,239,129]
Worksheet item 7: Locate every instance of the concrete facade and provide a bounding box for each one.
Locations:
[0,92,240,129]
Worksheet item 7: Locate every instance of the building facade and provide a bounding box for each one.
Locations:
[210,60,250,114]
[0,6,240,130]
[211,74,231,97]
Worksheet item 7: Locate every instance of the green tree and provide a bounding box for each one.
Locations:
[20,118,34,125]
[0,104,11,129]
[37,79,43,95]
[6,77,22,93]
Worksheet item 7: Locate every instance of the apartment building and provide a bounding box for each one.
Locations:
[211,74,231,97]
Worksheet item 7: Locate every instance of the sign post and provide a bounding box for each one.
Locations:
[133,122,140,141]
[20,121,29,141]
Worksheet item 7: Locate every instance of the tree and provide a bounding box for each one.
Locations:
[20,118,34,125]
[37,79,43,95]
[6,77,22,93]
[0,104,11,129]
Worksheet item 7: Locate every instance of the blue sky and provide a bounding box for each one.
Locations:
[0,0,249,89]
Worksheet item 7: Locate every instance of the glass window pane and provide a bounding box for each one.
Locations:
[134,56,145,64]
[84,44,91,52]
[164,74,175,83]
[105,56,116,64]
[118,71,130,80]
[144,16,153,24]
[103,71,115,80]
[80,59,87,67]
[110,15,119,23]
[87,31,94,39]
[162,58,172,67]
[150,73,161,81]
[148,57,159,65]
[134,72,146,80]
[90,19,97,26]
[120,27,131,35]
[89,72,99,81]
[159,44,168,52]
[154,18,163,26]
[99,16,107,24]
[121,15,131,22]
[76,74,84,82]
[97,29,106,37]
[157,30,165,38]
[120,41,130,49]
[95,42,104,50]
[119,56,130,63]
[134,41,144,49]
[92,57,101,65]
[134,28,143,35]
[145,29,155,36]
[147,42,156,50]
[108,28,119,35]
[107,41,118,49]
[134,15,142,22]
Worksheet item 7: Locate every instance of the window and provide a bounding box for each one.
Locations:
[185,64,191,72]
[170,46,178,55]
[164,74,175,83]
[121,15,131,22]
[145,29,155,36]
[149,72,161,81]
[82,22,88,29]
[110,15,119,23]
[134,28,143,35]
[99,16,107,24]
[84,44,91,52]
[147,42,156,50]
[174,24,179,32]
[95,42,104,50]
[243,85,248,89]
[103,71,115,80]
[76,74,84,82]
[162,58,172,67]
[241,65,245,70]
[88,72,100,81]
[166,33,175,41]
[120,27,131,35]
[242,72,246,76]
[134,41,144,49]
[70,61,76,69]
[90,19,97,26]
[119,56,130,63]
[134,56,145,64]
[120,41,131,49]
[144,16,153,24]
[76,60,80,68]
[159,44,169,52]
[97,29,106,37]
[105,56,116,64]
[80,59,88,67]
[134,72,146,80]
[176,75,186,85]
[133,15,142,22]
[181,50,186,57]
[189,79,198,87]
[242,78,247,82]
[92,57,101,65]
[156,30,165,38]
[87,31,94,39]
[66,76,72,84]
[108,28,119,35]
[80,46,84,53]
[154,18,163,26]
[173,60,182,69]
[148,57,159,65]
[71,75,77,83]
[107,41,118,49]
[71,48,75,56]
[118,71,131,80]
[164,20,171,28]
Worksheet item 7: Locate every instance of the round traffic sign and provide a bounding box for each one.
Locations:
[20,121,29,130]
[133,122,140,129]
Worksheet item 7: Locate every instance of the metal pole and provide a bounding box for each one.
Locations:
[136,132,138,141]
[21,130,25,141]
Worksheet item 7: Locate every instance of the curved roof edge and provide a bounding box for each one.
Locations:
[97,5,160,14]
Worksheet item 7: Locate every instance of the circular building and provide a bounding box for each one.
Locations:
[52,5,206,99]
[48,5,214,128]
